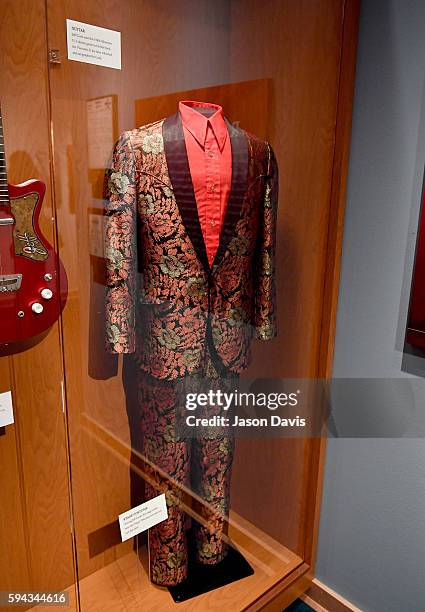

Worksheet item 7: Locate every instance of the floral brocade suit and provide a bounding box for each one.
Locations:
[104,112,278,586]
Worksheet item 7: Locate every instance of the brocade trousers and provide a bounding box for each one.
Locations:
[138,351,235,586]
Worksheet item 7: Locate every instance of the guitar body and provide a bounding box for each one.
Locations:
[0,179,68,344]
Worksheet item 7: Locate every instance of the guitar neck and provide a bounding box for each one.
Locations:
[0,106,10,207]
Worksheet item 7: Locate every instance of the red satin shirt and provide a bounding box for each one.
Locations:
[179,100,232,266]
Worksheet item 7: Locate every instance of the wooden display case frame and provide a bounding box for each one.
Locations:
[0,0,360,610]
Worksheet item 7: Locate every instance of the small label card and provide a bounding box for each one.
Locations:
[66,19,121,70]
[118,493,168,542]
[0,391,14,428]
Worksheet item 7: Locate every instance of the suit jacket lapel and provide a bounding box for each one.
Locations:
[163,112,210,272]
[162,112,248,275]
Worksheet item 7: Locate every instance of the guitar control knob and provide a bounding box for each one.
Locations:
[41,288,53,300]
[32,303,44,315]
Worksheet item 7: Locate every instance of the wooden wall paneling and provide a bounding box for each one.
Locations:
[229,0,345,379]
[135,79,271,138]
[0,358,31,598]
[0,426,30,593]
[0,0,75,597]
[228,0,350,556]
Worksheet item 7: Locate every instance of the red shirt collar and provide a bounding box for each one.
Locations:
[179,100,228,151]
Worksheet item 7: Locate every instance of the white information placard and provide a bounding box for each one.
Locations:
[66,19,121,70]
[118,494,168,542]
[0,391,14,428]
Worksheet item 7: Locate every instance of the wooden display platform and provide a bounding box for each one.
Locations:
[32,513,301,611]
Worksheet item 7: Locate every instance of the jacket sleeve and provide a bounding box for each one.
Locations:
[254,143,279,341]
[104,132,137,353]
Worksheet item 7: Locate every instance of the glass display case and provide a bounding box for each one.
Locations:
[0,1,359,610]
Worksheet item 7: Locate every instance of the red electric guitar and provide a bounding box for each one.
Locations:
[0,105,67,344]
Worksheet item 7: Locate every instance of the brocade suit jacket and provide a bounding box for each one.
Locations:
[104,113,278,380]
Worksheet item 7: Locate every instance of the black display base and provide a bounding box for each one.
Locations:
[168,542,254,603]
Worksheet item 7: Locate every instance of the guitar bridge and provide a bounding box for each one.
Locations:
[0,274,22,292]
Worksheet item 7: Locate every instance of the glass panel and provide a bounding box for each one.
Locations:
[45,1,345,608]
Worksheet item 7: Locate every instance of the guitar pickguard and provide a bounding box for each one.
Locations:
[10,192,48,261]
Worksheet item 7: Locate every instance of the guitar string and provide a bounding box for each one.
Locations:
[0,110,9,284]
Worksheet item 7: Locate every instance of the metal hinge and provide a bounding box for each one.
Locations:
[48,49,61,65]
